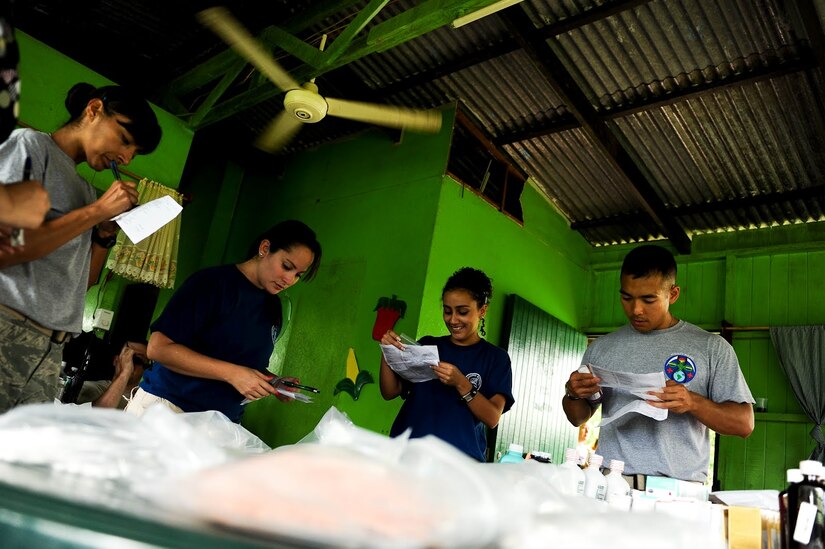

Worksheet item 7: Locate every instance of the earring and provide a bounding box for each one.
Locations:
[479,318,486,337]
[258,252,264,257]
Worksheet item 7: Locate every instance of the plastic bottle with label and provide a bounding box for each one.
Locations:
[604,459,632,511]
[583,453,607,501]
[559,447,586,496]
[498,443,525,464]
[784,460,824,548]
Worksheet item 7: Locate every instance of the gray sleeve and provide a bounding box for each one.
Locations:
[707,334,754,404]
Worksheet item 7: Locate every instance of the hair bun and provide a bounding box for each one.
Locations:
[65,83,97,118]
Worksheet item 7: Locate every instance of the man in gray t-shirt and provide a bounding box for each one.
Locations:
[562,245,754,484]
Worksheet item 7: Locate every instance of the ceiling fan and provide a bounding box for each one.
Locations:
[197,7,443,152]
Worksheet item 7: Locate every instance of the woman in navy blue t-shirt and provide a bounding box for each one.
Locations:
[125,220,321,422]
[379,267,514,461]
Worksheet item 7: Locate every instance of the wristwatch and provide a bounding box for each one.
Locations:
[564,382,582,400]
[461,387,478,403]
[91,227,117,249]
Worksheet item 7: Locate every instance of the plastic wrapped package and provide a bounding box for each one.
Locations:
[164,406,504,548]
[0,402,269,513]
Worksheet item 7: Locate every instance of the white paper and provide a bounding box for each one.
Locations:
[709,489,779,511]
[589,365,668,426]
[113,195,182,244]
[600,399,668,426]
[381,344,439,382]
[589,365,666,396]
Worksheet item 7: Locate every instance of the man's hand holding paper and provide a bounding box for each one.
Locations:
[645,380,695,414]
[587,364,668,427]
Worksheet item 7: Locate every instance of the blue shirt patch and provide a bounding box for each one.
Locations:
[664,354,696,383]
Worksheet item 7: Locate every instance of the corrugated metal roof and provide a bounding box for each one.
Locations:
[17,0,825,249]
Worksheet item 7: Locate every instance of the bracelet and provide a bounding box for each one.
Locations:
[91,227,117,249]
[564,382,582,400]
[461,387,478,403]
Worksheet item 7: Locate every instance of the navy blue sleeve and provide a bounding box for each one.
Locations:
[484,347,515,413]
[151,268,224,346]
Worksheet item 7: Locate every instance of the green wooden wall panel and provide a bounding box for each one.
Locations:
[745,422,767,489]
[807,252,825,322]
[496,295,587,464]
[769,255,789,326]
[763,422,786,488]
[734,256,754,326]
[751,255,772,325]
[680,261,705,322]
[589,268,622,328]
[701,260,727,323]
[720,436,747,488]
[717,249,825,490]
[787,254,808,324]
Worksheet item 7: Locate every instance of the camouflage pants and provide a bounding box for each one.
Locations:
[0,313,64,414]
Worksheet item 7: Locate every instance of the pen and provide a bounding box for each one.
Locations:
[110,160,121,181]
[280,380,321,394]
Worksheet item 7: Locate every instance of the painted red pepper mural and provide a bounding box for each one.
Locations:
[371,294,407,341]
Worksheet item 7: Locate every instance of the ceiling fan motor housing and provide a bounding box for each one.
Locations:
[284,88,328,123]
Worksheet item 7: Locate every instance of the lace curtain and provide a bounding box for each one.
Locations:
[105,179,182,288]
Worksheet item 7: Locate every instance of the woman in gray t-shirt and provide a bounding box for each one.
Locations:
[0,82,162,413]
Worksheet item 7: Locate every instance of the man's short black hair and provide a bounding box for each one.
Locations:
[621,245,677,282]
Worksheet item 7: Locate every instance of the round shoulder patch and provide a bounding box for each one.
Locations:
[664,354,696,383]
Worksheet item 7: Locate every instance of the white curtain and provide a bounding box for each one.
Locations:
[105,179,182,289]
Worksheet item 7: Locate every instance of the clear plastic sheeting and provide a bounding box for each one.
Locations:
[161,407,724,548]
[167,407,503,548]
[0,402,269,510]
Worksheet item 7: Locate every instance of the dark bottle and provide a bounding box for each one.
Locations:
[785,460,825,549]
[781,468,804,549]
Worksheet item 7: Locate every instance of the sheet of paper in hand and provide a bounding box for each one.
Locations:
[113,195,182,244]
[381,343,439,383]
[588,364,668,426]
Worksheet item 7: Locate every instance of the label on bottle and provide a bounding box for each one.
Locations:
[595,484,607,501]
[576,479,585,495]
[793,501,817,544]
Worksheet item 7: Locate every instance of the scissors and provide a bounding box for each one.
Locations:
[241,376,320,405]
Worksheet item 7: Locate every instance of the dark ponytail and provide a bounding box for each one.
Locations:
[248,220,322,282]
[63,82,162,153]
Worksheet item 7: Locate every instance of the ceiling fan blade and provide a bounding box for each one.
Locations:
[197,7,300,92]
[254,111,304,153]
[325,98,442,133]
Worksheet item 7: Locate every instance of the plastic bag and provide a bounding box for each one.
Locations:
[165,406,502,548]
[0,403,268,505]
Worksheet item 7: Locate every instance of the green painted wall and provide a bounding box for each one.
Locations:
[232,124,453,446]
[419,177,591,343]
